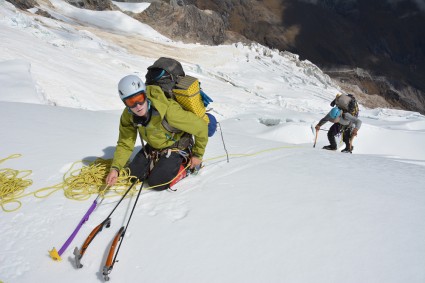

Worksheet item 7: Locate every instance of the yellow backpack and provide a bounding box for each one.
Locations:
[172,75,209,124]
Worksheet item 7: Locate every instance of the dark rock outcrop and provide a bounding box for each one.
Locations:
[64,0,114,10]
[7,0,425,113]
[6,0,37,9]
[188,0,425,114]
[329,68,425,112]
[134,1,228,45]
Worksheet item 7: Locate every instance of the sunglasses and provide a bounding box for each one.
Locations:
[124,91,146,108]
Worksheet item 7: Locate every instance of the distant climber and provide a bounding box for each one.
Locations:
[315,107,362,153]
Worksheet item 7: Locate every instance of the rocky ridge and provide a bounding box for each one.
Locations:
[186,0,425,114]
[133,1,227,45]
[6,0,425,114]
[120,0,425,114]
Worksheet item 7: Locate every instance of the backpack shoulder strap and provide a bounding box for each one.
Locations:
[161,118,182,134]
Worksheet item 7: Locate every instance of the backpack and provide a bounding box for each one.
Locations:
[145,57,216,137]
[331,93,359,117]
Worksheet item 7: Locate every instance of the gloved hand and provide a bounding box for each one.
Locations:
[352,128,358,136]
[200,90,213,107]
[315,124,320,131]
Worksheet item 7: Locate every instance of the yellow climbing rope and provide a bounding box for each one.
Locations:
[1,145,302,212]
[36,157,196,200]
[35,158,138,202]
[0,154,33,212]
[203,145,301,162]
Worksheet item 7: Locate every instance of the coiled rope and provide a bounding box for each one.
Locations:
[0,154,33,212]
[35,156,195,201]
[1,145,301,212]
[35,158,138,201]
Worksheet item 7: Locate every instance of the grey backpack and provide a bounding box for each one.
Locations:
[331,94,359,117]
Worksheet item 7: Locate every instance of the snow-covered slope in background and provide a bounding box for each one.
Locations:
[112,0,150,13]
[1,1,425,282]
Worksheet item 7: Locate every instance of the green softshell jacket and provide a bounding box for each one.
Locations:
[111,85,208,171]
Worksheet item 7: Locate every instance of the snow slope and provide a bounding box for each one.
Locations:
[1,1,425,282]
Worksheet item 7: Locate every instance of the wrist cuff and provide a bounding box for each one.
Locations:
[111,166,120,176]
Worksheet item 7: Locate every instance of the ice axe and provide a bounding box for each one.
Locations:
[311,124,328,148]
[312,125,318,148]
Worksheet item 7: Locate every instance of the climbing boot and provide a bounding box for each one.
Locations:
[322,145,337,151]
[341,146,354,153]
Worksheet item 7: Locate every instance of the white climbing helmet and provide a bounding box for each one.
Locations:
[117,75,146,101]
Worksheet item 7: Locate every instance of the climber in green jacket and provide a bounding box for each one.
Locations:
[105,75,208,190]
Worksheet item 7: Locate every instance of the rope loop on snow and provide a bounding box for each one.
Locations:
[203,145,301,163]
[35,158,139,201]
[36,158,194,199]
[0,154,33,212]
[1,145,302,212]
